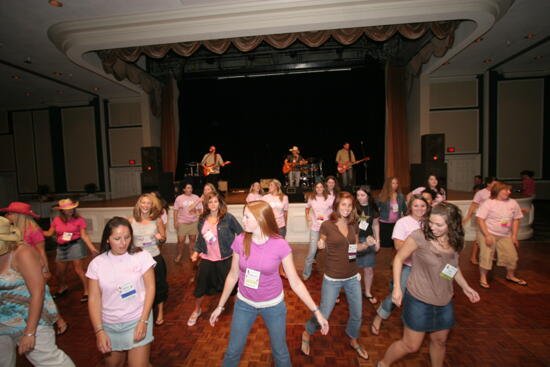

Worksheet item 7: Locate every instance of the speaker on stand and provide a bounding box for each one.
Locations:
[140,146,175,202]
[410,134,447,190]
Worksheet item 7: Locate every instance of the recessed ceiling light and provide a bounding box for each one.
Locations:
[483,58,493,64]
[11,75,21,80]
[533,55,543,60]
[52,71,63,76]
[474,37,484,43]
[25,92,32,97]
[524,33,536,39]
[48,0,63,7]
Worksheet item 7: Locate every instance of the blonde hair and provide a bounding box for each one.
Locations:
[249,182,263,195]
[269,179,285,201]
[133,194,161,222]
[242,201,281,258]
[9,212,39,238]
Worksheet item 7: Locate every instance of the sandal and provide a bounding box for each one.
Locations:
[370,322,380,336]
[155,318,164,326]
[364,294,377,304]
[350,343,369,360]
[55,321,69,336]
[335,297,341,304]
[506,277,528,286]
[53,288,68,299]
[174,254,182,263]
[300,332,310,356]
[187,310,201,326]
[80,295,88,303]
[479,281,490,289]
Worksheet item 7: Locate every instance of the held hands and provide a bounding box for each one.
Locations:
[96,331,112,354]
[191,251,199,262]
[315,312,330,335]
[133,321,147,343]
[463,287,480,303]
[391,287,403,307]
[18,335,35,355]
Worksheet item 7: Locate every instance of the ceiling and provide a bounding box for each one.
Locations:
[0,0,548,110]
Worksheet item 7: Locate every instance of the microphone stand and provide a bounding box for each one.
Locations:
[359,140,368,185]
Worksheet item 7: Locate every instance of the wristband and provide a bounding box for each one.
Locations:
[95,328,104,334]
[23,332,35,337]
[217,305,225,311]
[311,308,320,313]
[43,269,50,273]
[139,319,149,324]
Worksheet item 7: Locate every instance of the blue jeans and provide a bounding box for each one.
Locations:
[302,230,319,279]
[305,275,362,339]
[223,299,291,367]
[377,264,412,319]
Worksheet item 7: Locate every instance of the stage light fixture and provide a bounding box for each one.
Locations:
[49,0,63,7]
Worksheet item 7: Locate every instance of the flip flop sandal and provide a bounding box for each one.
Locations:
[155,319,165,326]
[479,281,490,289]
[55,322,69,336]
[364,294,378,304]
[371,323,380,336]
[350,344,369,360]
[506,278,528,286]
[300,337,310,356]
[80,295,89,303]
[187,310,201,326]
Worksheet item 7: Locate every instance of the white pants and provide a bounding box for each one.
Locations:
[0,326,75,367]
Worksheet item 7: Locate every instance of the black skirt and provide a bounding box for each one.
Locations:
[153,254,168,304]
[379,221,397,248]
[193,257,232,298]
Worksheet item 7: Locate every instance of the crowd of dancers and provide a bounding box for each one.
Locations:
[0,173,531,367]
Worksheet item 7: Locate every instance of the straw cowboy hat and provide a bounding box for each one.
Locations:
[54,198,79,210]
[289,146,300,153]
[0,216,21,256]
[0,201,40,218]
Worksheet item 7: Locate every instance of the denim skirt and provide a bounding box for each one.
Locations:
[356,237,376,268]
[56,239,88,262]
[402,291,455,332]
[103,313,154,351]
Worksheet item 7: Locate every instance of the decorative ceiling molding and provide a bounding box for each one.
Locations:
[47,0,513,95]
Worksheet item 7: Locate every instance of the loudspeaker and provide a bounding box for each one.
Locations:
[141,171,175,202]
[286,187,307,203]
[141,147,162,173]
[410,162,447,190]
[421,134,445,163]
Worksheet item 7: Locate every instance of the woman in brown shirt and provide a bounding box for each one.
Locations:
[302,192,372,360]
[378,203,480,367]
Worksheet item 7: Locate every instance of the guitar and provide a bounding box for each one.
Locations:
[282,160,308,174]
[337,157,370,174]
[202,161,231,176]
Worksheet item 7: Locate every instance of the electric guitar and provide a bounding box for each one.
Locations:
[202,161,231,176]
[337,157,370,174]
[282,160,308,174]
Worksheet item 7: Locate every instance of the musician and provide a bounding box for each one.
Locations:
[285,146,306,188]
[201,146,227,187]
[335,142,356,189]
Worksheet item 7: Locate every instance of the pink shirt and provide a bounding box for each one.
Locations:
[392,215,422,266]
[24,228,45,248]
[412,186,446,206]
[262,194,289,228]
[199,220,223,261]
[306,196,333,231]
[51,216,87,244]
[86,250,156,324]
[232,234,292,303]
[473,188,491,205]
[246,193,263,203]
[386,199,399,223]
[522,178,535,196]
[174,194,202,224]
[477,198,523,237]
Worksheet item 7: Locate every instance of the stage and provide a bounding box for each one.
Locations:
[67,189,534,243]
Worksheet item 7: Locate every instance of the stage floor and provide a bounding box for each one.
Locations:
[18,239,550,367]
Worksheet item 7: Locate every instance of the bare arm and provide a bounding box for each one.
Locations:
[134,267,155,342]
[477,217,494,246]
[88,278,111,353]
[43,225,55,237]
[391,237,418,307]
[156,218,166,243]
[454,268,480,303]
[283,253,329,334]
[80,228,98,255]
[209,254,241,326]
[463,202,479,224]
[173,209,179,229]
[512,219,520,247]
[373,218,381,251]
[14,247,45,355]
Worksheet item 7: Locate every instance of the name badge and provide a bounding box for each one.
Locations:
[359,220,369,231]
[142,236,155,247]
[440,264,458,280]
[244,268,261,289]
[500,218,511,227]
[62,232,73,241]
[118,282,137,300]
[392,204,399,212]
[316,215,325,224]
[203,230,216,243]
[348,244,357,260]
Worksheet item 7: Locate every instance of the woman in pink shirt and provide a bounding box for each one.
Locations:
[209,200,328,367]
[246,182,264,203]
[173,183,202,264]
[303,182,333,280]
[86,217,155,367]
[407,174,447,206]
[325,176,340,198]
[187,192,243,327]
[43,199,98,302]
[520,170,535,196]
[476,182,526,288]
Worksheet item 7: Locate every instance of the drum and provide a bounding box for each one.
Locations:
[185,162,200,177]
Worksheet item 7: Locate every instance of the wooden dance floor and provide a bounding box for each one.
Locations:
[16,237,550,367]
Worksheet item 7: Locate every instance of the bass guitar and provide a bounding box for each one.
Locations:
[337,157,370,174]
[203,161,231,176]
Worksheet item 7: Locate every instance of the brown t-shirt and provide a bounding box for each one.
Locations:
[407,229,459,306]
[320,220,358,279]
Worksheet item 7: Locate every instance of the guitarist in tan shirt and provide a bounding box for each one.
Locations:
[201,146,230,187]
[335,142,356,189]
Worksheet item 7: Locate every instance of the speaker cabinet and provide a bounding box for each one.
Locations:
[421,134,445,163]
[410,162,447,190]
[141,171,175,202]
[141,147,162,173]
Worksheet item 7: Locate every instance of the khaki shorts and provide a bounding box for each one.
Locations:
[477,232,518,270]
[177,222,198,237]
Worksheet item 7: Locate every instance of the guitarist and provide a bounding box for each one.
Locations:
[201,145,228,187]
[335,142,356,189]
[284,146,306,188]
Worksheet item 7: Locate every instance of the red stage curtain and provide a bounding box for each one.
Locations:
[161,79,177,174]
[385,65,410,189]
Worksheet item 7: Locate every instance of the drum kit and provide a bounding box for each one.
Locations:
[297,158,324,189]
[184,162,201,177]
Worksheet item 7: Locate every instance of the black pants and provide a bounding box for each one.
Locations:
[205,173,220,189]
[153,254,168,305]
